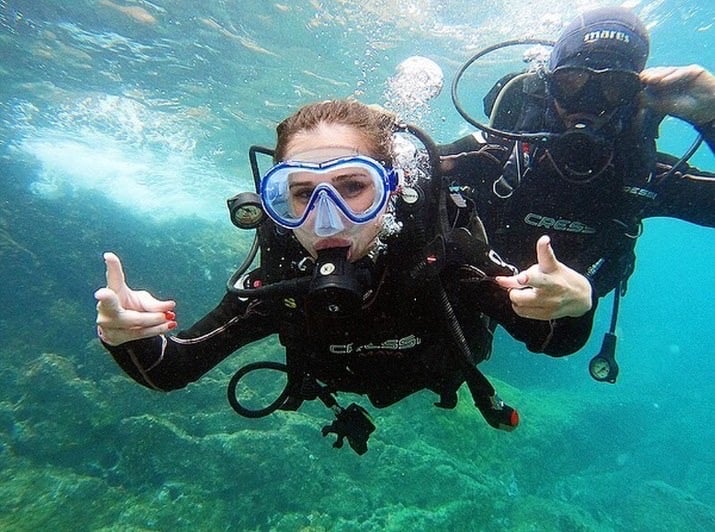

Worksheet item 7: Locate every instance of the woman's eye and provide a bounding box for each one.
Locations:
[291,188,314,204]
[338,180,368,198]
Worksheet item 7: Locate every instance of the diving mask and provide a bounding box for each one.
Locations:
[260,156,397,236]
[548,66,642,114]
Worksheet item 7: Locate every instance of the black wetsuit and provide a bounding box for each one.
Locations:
[103,185,594,409]
[438,122,715,298]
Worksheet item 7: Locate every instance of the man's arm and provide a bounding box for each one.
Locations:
[641,154,715,226]
[463,279,597,357]
[438,132,509,175]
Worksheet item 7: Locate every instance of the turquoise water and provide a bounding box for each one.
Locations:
[1,0,713,530]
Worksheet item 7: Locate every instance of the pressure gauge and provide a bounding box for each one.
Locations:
[589,356,613,382]
[227,192,266,229]
[588,332,619,384]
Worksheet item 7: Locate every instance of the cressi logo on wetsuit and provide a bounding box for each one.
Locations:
[622,185,657,200]
[524,212,596,234]
[329,334,422,354]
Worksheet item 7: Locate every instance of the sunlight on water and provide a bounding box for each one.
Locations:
[18,134,227,221]
[9,94,237,221]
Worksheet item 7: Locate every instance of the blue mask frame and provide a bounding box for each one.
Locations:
[260,155,397,230]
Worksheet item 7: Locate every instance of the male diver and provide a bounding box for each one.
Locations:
[440,7,714,382]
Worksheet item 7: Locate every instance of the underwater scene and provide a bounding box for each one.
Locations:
[0,0,713,530]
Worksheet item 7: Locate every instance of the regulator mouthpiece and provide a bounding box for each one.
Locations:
[307,247,364,318]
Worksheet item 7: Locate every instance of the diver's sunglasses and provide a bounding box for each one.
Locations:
[548,67,643,112]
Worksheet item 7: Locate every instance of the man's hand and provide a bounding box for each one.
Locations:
[494,236,592,320]
[640,65,715,126]
[95,252,176,346]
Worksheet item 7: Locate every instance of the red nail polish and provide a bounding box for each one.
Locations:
[167,321,177,330]
[165,311,176,320]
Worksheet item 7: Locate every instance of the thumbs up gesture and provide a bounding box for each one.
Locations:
[495,236,593,320]
[95,252,177,346]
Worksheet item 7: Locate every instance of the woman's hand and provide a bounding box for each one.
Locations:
[495,235,593,320]
[95,252,176,346]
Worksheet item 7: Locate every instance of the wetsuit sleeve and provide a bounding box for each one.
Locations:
[695,120,714,153]
[642,153,715,226]
[102,290,277,391]
[452,273,597,357]
[438,134,483,156]
[438,134,509,178]
[481,283,597,356]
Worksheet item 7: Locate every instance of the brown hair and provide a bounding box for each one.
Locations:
[273,99,396,164]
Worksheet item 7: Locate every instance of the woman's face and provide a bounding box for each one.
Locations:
[283,122,389,261]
